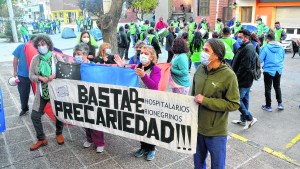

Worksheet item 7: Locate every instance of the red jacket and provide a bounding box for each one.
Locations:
[155,17,168,31]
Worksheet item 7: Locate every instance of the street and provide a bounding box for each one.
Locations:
[0,30,300,169]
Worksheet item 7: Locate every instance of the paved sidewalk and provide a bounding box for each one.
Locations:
[0,60,299,168]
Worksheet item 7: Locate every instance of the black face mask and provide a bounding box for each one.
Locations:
[136,50,141,56]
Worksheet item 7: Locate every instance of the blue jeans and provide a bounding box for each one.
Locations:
[77,24,81,32]
[130,34,137,47]
[194,134,227,169]
[194,62,201,69]
[239,87,253,122]
[22,34,29,43]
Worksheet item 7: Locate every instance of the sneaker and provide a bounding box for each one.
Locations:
[134,149,145,158]
[30,139,48,151]
[56,134,64,145]
[19,110,28,116]
[278,104,284,110]
[83,141,92,148]
[261,105,272,112]
[244,118,258,130]
[231,120,246,126]
[146,150,156,161]
[96,146,104,153]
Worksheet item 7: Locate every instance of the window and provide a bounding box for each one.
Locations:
[297,29,300,34]
[241,7,252,23]
[286,28,294,34]
[29,15,31,18]
[198,0,210,16]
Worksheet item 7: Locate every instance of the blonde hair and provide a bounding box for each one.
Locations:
[142,46,157,64]
[97,42,111,57]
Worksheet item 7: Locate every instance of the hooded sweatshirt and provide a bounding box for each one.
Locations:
[192,64,240,136]
[260,41,285,76]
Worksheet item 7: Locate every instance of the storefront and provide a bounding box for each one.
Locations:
[50,10,83,24]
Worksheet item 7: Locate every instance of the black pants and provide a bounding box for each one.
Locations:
[125,44,130,59]
[140,142,155,151]
[263,72,282,107]
[118,47,126,59]
[259,36,264,47]
[17,76,31,112]
[167,51,174,63]
[31,96,63,141]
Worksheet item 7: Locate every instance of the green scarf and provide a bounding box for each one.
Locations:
[38,51,52,77]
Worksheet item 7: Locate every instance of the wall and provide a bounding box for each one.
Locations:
[173,0,192,12]
[235,0,256,23]
[255,6,275,26]
[156,0,172,22]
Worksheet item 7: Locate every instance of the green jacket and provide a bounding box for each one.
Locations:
[192,64,240,136]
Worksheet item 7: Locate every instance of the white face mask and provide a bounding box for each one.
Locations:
[38,46,48,55]
[82,38,89,43]
[74,55,83,63]
[140,54,149,65]
[201,52,211,66]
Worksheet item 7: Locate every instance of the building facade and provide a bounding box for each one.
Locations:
[20,0,51,22]
[49,0,82,24]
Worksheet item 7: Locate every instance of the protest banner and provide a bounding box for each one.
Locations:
[49,79,198,154]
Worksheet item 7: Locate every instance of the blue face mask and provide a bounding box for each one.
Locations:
[74,55,83,63]
[237,38,243,46]
[275,26,280,30]
[200,52,211,66]
[105,49,112,55]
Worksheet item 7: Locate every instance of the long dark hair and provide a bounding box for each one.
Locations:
[80,31,92,46]
[191,32,203,51]
[206,39,225,63]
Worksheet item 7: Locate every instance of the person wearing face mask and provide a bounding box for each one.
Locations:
[165,26,176,63]
[73,43,90,63]
[155,17,168,46]
[256,18,270,46]
[93,43,116,64]
[29,34,65,151]
[79,31,96,61]
[274,21,287,42]
[114,46,161,161]
[192,39,240,169]
[169,38,190,94]
[233,20,242,36]
[129,40,146,64]
[232,29,258,129]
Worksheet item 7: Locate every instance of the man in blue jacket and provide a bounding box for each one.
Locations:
[260,32,285,111]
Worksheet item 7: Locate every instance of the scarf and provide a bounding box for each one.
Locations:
[38,51,52,77]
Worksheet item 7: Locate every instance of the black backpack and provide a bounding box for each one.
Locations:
[252,53,262,80]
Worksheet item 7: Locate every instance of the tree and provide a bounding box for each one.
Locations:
[131,0,158,22]
[0,0,23,19]
[79,0,104,18]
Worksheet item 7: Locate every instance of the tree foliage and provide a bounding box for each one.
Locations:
[131,0,158,21]
[79,0,104,18]
[0,0,23,19]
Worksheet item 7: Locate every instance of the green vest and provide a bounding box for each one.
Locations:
[129,24,137,35]
[257,23,265,37]
[275,28,283,42]
[140,32,145,40]
[214,22,222,34]
[39,22,43,28]
[220,38,235,60]
[88,19,92,26]
[147,34,155,45]
[201,23,208,31]
[233,25,242,34]
[188,21,196,32]
[171,21,179,28]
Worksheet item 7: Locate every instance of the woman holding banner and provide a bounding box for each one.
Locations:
[169,38,190,95]
[94,43,116,64]
[192,39,240,168]
[114,46,161,161]
[29,34,65,151]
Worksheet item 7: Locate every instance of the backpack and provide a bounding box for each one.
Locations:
[252,53,262,80]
